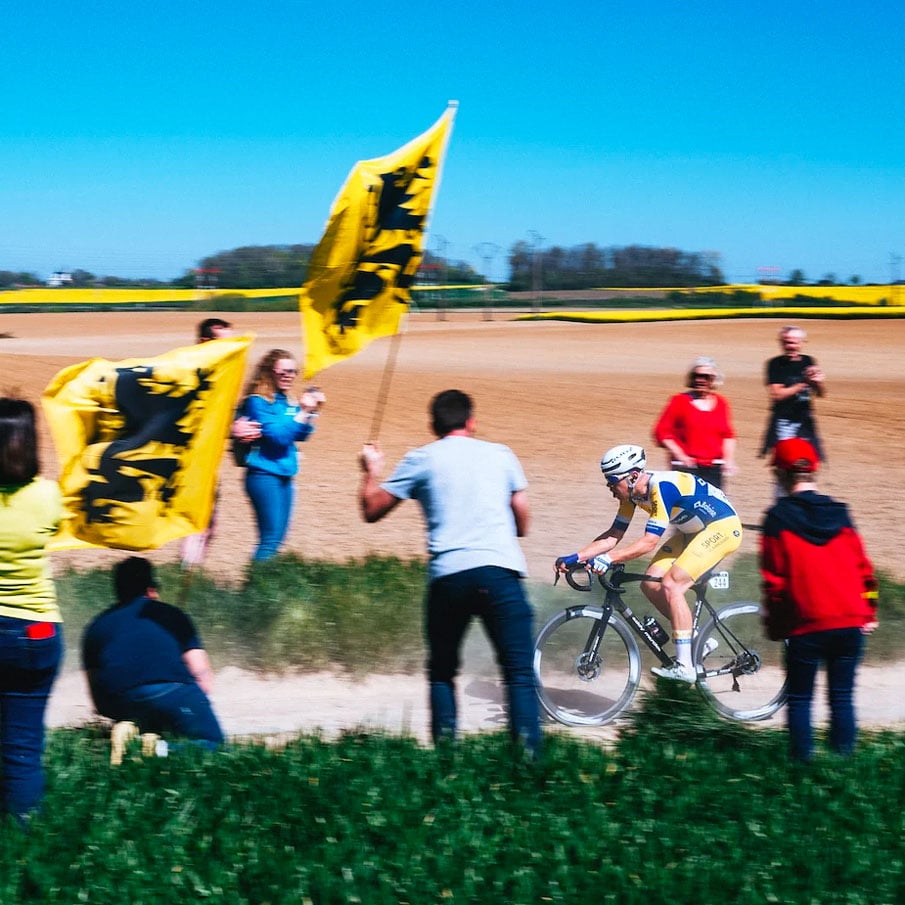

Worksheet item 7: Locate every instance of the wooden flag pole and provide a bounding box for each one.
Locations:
[367,322,405,443]
[177,561,196,609]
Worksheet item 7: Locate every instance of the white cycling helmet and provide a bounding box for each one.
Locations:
[599,444,646,478]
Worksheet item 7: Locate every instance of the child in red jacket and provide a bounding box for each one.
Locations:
[760,438,878,761]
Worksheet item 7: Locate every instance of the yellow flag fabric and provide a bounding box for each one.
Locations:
[41,336,253,551]
[300,103,457,379]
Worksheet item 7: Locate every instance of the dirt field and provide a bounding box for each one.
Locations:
[3,309,901,581]
[3,309,902,737]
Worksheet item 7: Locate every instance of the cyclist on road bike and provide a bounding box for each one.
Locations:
[554,443,744,682]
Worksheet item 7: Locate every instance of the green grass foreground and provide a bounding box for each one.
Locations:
[4,689,905,904]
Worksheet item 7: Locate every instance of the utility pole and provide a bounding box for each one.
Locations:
[891,253,902,308]
[473,242,500,321]
[433,234,448,321]
[528,230,545,314]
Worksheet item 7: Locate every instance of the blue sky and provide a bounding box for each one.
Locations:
[2,1,903,284]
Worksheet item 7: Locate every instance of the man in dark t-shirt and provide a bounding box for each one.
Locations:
[760,324,826,458]
[82,557,224,747]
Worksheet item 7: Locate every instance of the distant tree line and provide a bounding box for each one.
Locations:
[418,251,481,284]
[172,245,482,289]
[0,246,318,291]
[171,244,318,289]
[0,271,43,288]
[3,244,891,291]
[783,268,868,287]
[0,269,170,289]
[506,242,725,291]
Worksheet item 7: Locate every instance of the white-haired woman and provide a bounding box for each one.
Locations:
[652,356,737,489]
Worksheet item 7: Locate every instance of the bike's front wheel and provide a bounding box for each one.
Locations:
[694,601,787,722]
[533,606,641,726]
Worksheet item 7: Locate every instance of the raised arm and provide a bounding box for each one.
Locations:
[805,363,826,397]
[359,443,402,523]
[554,523,626,574]
[245,394,316,445]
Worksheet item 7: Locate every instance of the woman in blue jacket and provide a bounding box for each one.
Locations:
[239,349,325,561]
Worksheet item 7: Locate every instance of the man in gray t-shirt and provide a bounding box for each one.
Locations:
[359,389,540,757]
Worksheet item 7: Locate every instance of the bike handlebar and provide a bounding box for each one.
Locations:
[560,562,662,593]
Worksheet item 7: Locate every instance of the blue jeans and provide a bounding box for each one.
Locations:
[245,469,295,561]
[93,681,224,748]
[426,566,541,756]
[786,627,864,762]
[0,616,63,821]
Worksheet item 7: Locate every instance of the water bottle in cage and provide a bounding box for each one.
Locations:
[642,615,669,645]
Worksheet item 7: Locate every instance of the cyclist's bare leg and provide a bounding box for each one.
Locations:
[642,553,694,634]
[643,563,695,671]
[646,522,741,680]
[640,569,672,620]
[660,565,695,633]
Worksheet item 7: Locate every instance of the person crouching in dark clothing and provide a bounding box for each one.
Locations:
[82,557,224,748]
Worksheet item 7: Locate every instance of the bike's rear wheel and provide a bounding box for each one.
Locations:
[533,607,641,726]
[695,601,787,722]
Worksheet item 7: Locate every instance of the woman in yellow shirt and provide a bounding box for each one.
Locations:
[0,397,63,823]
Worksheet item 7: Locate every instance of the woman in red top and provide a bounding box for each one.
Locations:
[652,356,737,489]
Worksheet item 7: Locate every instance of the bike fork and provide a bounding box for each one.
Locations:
[581,605,613,658]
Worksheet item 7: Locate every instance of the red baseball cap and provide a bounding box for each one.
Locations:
[772,438,820,472]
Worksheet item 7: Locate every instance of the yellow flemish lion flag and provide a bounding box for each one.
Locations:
[41,336,253,551]
[301,102,457,379]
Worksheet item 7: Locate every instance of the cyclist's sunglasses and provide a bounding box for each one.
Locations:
[605,473,630,486]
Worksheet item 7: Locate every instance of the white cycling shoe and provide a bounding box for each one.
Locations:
[651,662,697,684]
[701,638,719,658]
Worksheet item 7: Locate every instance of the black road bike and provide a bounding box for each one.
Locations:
[533,564,788,726]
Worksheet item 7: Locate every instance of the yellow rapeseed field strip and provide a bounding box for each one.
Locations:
[687,283,902,306]
[518,306,905,323]
[1,283,902,310]
[0,287,301,305]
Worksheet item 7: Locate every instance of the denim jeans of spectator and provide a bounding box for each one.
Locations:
[0,616,63,822]
[785,627,864,762]
[426,565,541,756]
[245,469,295,561]
[93,681,224,749]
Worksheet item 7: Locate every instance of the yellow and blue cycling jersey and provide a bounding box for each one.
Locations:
[612,470,738,538]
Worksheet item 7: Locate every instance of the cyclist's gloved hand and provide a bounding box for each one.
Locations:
[588,553,612,574]
[554,553,580,585]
